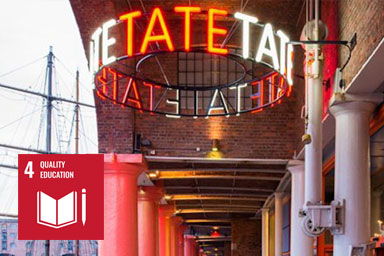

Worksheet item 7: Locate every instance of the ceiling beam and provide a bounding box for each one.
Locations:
[151,168,286,174]
[177,209,258,214]
[176,204,261,209]
[145,156,288,165]
[168,194,267,201]
[165,186,274,193]
[188,225,231,229]
[168,193,269,198]
[197,235,232,239]
[151,171,282,181]
[197,238,232,242]
[184,219,231,223]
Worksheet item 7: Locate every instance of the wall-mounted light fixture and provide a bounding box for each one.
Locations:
[207,139,223,159]
[148,171,159,179]
[212,139,219,151]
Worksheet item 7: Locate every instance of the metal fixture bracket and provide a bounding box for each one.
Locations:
[301,200,344,237]
[348,242,376,256]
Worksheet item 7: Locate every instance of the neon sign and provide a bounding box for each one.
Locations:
[89,7,294,118]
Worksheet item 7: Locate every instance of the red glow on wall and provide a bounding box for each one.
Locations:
[322,0,338,117]
[174,6,201,51]
[207,8,228,54]
[140,8,175,54]
[119,11,142,57]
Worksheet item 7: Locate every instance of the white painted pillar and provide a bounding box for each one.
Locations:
[261,208,269,256]
[288,161,313,256]
[330,99,377,256]
[371,190,382,236]
[274,193,283,256]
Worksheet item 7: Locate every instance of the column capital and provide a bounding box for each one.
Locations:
[172,216,184,226]
[274,192,285,199]
[329,92,381,117]
[261,208,269,213]
[138,186,164,202]
[159,204,176,218]
[287,160,304,174]
[104,153,147,177]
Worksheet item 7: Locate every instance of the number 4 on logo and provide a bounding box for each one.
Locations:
[24,161,34,178]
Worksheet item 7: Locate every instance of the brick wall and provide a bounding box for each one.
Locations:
[70,0,306,159]
[338,0,384,87]
[231,218,261,256]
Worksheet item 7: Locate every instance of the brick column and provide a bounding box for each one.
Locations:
[138,186,164,256]
[99,154,146,256]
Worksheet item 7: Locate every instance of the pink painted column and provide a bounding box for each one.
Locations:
[171,216,183,256]
[184,235,197,256]
[159,204,176,256]
[178,224,187,256]
[138,186,164,256]
[99,154,146,256]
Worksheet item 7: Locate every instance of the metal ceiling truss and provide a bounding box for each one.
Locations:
[151,171,282,181]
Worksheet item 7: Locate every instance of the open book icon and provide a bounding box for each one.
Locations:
[37,191,77,229]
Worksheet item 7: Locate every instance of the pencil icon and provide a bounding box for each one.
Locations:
[82,188,86,226]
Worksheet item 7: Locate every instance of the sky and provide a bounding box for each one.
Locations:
[0,0,98,215]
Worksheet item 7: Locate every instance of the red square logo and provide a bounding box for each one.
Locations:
[18,154,104,240]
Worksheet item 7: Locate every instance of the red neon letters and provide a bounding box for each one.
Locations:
[140,8,174,54]
[118,7,229,56]
[207,8,228,54]
[174,6,201,51]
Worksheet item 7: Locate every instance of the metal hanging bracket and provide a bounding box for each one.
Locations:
[301,200,345,237]
[348,242,376,256]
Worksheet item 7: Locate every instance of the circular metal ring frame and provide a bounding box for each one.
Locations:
[96,45,288,91]
[94,57,290,117]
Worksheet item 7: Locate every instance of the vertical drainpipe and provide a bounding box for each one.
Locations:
[304,0,324,209]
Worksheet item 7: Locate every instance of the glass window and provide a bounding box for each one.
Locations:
[177,50,253,111]
[1,230,7,251]
[324,169,335,245]
[282,202,290,252]
[68,240,73,251]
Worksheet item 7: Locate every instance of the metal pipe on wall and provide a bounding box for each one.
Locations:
[304,0,323,208]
